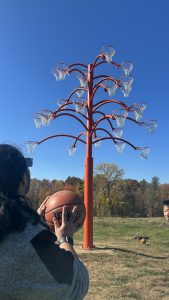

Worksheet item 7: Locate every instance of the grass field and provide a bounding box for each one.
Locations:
[74,217,169,300]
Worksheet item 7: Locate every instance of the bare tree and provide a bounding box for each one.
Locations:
[94,162,124,199]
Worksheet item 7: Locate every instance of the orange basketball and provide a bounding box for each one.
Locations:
[140,238,146,244]
[44,190,86,232]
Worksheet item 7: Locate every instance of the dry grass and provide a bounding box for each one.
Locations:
[74,218,169,300]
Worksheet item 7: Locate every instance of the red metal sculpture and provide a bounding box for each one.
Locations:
[26,46,157,249]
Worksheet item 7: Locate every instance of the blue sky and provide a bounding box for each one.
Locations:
[0,0,169,183]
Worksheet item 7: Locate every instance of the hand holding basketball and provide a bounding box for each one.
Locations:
[53,205,85,240]
[37,190,86,232]
[37,196,50,217]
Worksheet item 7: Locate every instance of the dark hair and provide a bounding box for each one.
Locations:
[162,200,169,206]
[0,144,40,241]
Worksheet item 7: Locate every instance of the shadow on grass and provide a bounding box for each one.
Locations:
[94,246,168,260]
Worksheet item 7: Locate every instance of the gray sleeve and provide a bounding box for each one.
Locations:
[68,258,89,300]
[0,226,89,300]
[28,229,89,300]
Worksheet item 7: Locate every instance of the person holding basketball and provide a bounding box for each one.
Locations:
[0,144,89,300]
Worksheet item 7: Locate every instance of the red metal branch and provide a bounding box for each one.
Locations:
[37,134,86,145]
[93,74,110,80]
[66,88,87,102]
[73,132,87,147]
[68,63,88,69]
[94,60,120,69]
[52,112,88,130]
[92,111,115,131]
[92,77,119,100]
[92,111,144,130]
[91,54,104,70]
[93,99,129,112]
[94,127,137,150]
[68,68,86,76]
[92,111,143,131]
[91,127,115,144]
[92,83,109,99]
[53,106,88,120]
[92,115,114,134]
[127,116,142,125]
[92,136,114,145]
[93,76,118,89]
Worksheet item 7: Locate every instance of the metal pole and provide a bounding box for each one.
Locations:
[83,64,94,249]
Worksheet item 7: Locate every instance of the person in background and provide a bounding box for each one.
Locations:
[162,200,169,222]
[0,144,89,300]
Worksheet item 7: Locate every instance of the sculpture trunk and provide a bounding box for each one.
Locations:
[83,64,94,249]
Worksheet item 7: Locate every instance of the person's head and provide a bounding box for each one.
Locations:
[162,200,169,222]
[0,144,39,240]
[0,144,32,197]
